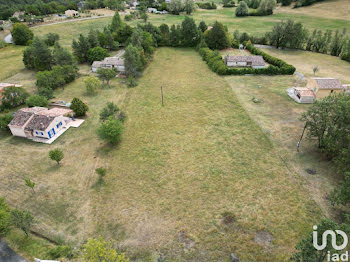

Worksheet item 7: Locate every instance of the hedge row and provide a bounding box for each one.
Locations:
[198,43,296,75]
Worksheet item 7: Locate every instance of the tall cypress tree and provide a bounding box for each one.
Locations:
[110,11,123,32]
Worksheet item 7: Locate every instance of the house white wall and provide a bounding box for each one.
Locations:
[9,126,26,137]
[226,62,237,67]
[33,116,66,139]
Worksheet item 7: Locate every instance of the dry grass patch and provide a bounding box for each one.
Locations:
[262,48,350,83]
[224,73,342,220]
[276,0,350,21]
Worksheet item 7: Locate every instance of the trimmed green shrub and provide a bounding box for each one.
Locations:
[198,43,296,76]
[197,2,217,9]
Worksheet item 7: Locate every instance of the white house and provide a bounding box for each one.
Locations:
[224,55,265,69]
[92,57,125,73]
[8,107,83,144]
[147,8,158,13]
[65,10,79,17]
[287,87,316,104]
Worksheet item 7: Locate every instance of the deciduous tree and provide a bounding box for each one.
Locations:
[11,23,33,45]
[49,149,64,165]
[10,209,34,236]
[97,116,124,145]
[70,98,89,117]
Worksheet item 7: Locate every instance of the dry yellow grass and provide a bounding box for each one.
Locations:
[276,0,350,21]
[261,47,350,83]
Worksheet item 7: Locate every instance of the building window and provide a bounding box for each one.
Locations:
[36,131,38,135]
[57,124,59,128]
[41,132,43,135]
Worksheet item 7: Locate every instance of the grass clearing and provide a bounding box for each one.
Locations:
[224,74,341,220]
[276,0,350,21]
[0,48,322,261]
[261,48,350,83]
[0,45,25,81]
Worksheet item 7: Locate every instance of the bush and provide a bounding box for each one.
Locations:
[126,77,138,88]
[100,102,126,122]
[49,149,64,164]
[97,116,124,145]
[45,33,60,46]
[26,95,48,107]
[0,114,13,132]
[235,1,249,16]
[87,46,109,65]
[197,2,217,9]
[48,245,74,260]
[1,86,29,109]
[84,76,101,96]
[0,40,7,49]
[70,98,88,117]
[0,197,11,236]
[198,43,295,76]
[11,23,33,45]
[36,65,78,98]
[281,0,292,5]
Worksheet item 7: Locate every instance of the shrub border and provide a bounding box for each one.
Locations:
[198,42,296,75]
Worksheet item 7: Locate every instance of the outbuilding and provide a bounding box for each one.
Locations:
[224,55,265,69]
[288,87,316,104]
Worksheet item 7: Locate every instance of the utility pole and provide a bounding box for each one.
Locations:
[297,123,307,152]
[161,86,164,106]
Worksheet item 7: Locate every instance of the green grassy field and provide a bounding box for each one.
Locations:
[0,45,25,81]
[0,48,323,261]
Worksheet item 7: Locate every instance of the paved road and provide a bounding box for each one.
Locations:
[0,238,26,262]
[4,15,114,44]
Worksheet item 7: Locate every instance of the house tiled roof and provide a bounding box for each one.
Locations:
[294,87,315,97]
[103,57,124,66]
[25,115,55,131]
[92,61,103,68]
[8,111,33,127]
[20,107,47,113]
[225,55,265,66]
[313,78,343,90]
[9,107,69,130]
[37,108,72,117]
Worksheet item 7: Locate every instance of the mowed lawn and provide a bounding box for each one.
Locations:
[0,48,321,261]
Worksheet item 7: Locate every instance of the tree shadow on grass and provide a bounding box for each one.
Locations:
[91,177,105,192]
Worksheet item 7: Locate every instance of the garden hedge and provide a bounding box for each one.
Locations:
[198,42,296,75]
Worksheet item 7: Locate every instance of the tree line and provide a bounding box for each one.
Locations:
[235,20,350,63]
[0,0,80,20]
[235,0,277,17]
